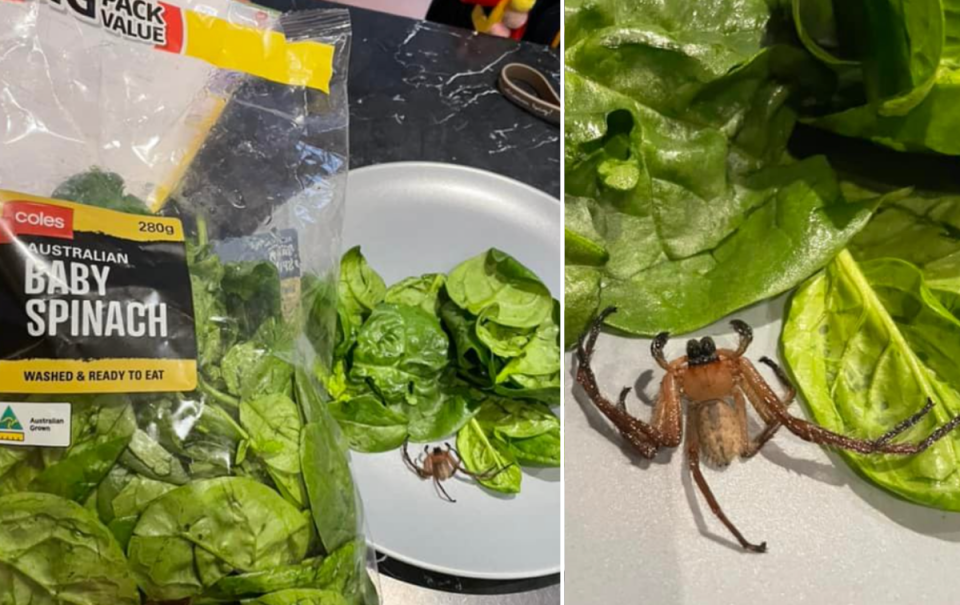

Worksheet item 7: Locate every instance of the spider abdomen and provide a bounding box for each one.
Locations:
[696,400,743,467]
[425,456,457,480]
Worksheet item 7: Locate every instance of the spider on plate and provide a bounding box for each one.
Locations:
[575,306,960,553]
[402,439,512,503]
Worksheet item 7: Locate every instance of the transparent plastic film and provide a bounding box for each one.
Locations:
[0,2,379,603]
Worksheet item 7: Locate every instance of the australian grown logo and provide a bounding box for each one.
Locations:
[0,406,24,443]
[44,0,173,46]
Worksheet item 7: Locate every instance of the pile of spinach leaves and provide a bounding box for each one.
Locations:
[566,0,960,510]
[0,171,372,604]
[325,247,560,495]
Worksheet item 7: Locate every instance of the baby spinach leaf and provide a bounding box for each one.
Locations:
[785,0,960,154]
[52,168,148,214]
[456,419,522,494]
[440,300,492,376]
[493,372,562,406]
[245,589,349,605]
[496,307,560,384]
[337,246,387,357]
[500,428,561,467]
[301,418,358,553]
[475,306,535,358]
[223,341,295,402]
[564,42,877,338]
[0,448,42,497]
[105,475,177,548]
[849,192,960,309]
[446,249,553,329]
[329,394,409,453]
[31,398,137,503]
[565,196,609,266]
[222,260,283,340]
[241,394,306,507]
[475,398,559,440]
[350,303,449,406]
[97,466,134,524]
[564,265,602,349]
[805,75,960,155]
[404,385,479,443]
[783,251,960,510]
[0,492,139,605]
[207,541,359,600]
[128,477,311,600]
[295,366,330,426]
[120,429,190,485]
[384,273,446,315]
[111,476,176,519]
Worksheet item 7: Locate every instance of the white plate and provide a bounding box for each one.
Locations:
[565,297,960,604]
[342,162,562,580]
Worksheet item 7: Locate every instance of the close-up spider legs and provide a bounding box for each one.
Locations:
[575,306,960,553]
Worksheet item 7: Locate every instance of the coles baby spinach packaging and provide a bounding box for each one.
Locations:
[0,3,377,603]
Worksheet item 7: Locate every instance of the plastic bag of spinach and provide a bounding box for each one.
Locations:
[0,4,379,604]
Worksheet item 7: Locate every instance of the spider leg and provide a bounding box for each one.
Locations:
[402,439,429,478]
[652,331,670,370]
[575,309,681,458]
[434,478,456,503]
[686,406,767,553]
[738,389,784,459]
[872,399,936,446]
[730,320,753,357]
[445,446,512,480]
[739,358,960,455]
[457,460,514,480]
[738,358,796,458]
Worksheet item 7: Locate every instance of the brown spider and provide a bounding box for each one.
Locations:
[402,439,512,503]
[576,306,960,553]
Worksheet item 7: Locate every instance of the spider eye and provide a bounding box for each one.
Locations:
[433,447,442,455]
[700,337,716,356]
[686,339,702,359]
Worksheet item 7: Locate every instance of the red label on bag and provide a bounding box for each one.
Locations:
[0,202,74,244]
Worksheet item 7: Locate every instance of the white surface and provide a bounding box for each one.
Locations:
[343,162,562,579]
[565,298,960,605]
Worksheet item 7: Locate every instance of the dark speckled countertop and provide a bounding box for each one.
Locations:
[249,1,561,602]
[347,18,561,197]
[259,0,561,199]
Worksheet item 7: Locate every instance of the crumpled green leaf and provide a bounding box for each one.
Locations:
[350,303,449,406]
[329,394,409,453]
[337,246,386,358]
[564,27,875,342]
[0,492,139,605]
[446,249,553,329]
[128,477,310,601]
[849,191,960,310]
[384,273,445,315]
[789,0,960,155]
[456,418,522,494]
[783,251,960,510]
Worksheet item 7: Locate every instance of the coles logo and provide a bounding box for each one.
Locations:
[0,201,74,244]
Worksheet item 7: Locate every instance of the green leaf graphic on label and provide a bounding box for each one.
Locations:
[0,407,22,431]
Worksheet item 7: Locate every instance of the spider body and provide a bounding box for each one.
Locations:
[422,447,458,481]
[695,400,742,467]
[576,306,960,553]
[402,440,511,503]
